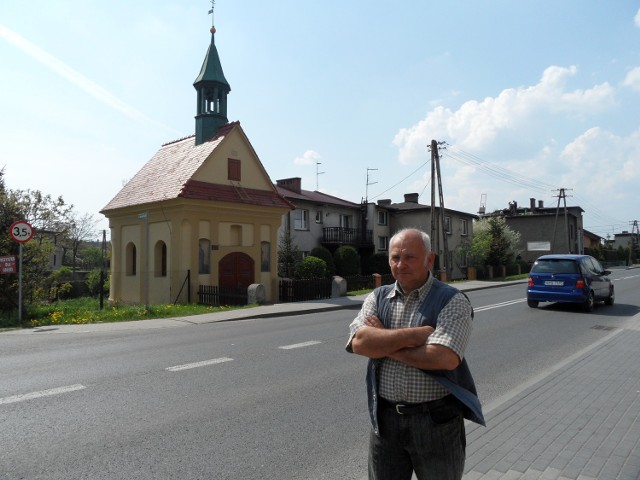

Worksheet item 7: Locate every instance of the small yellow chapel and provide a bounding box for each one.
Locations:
[101,22,292,305]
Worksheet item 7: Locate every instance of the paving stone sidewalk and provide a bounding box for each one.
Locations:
[463,326,640,480]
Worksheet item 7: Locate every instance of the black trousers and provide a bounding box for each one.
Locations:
[368,397,466,480]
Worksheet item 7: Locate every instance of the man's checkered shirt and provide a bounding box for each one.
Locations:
[348,274,473,403]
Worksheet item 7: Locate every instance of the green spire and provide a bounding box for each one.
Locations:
[194,5,231,145]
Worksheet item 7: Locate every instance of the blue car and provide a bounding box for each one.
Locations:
[526,254,614,312]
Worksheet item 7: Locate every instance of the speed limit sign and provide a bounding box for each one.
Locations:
[9,220,34,243]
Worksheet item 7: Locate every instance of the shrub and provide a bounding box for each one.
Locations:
[86,268,110,296]
[294,256,328,279]
[334,245,360,276]
[309,246,335,276]
[365,252,390,275]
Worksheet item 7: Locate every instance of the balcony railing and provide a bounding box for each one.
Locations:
[322,227,373,245]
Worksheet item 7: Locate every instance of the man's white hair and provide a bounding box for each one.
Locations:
[389,228,432,263]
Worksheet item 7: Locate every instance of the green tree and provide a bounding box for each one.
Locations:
[462,216,521,268]
[294,256,327,279]
[277,228,300,278]
[14,188,73,247]
[0,169,25,312]
[334,245,360,276]
[79,245,104,270]
[63,212,98,277]
[86,268,110,296]
[0,168,79,314]
[309,246,335,276]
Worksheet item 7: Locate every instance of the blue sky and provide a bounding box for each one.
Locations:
[1,1,639,240]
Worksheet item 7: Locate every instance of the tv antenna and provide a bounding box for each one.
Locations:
[316,161,325,190]
[366,168,378,202]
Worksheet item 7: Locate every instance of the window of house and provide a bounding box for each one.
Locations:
[378,211,388,225]
[154,241,167,277]
[315,210,323,224]
[198,238,210,274]
[378,236,389,251]
[461,219,468,236]
[228,158,241,181]
[261,241,271,272]
[444,216,452,234]
[294,209,309,230]
[126,242,137,276]
[340,214,352,228]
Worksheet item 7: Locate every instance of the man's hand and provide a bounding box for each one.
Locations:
[350,321,434,359]
[364,315,384,329]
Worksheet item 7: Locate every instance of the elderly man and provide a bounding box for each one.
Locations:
[346,228,484,480]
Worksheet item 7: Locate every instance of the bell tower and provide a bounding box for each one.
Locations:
[194,1,231,145]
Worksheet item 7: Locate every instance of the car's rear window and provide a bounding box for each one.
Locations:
[531,259,580,274]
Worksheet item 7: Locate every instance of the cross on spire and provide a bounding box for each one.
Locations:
[208,0,215,28]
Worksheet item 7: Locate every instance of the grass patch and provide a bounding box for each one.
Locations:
[346,289,372,296]
[0,298,255,329]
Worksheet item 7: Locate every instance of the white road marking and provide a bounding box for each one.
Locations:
[165,357,233,372]
[474,298,527,312]
[0,384,86,406]
[279,340,321,350]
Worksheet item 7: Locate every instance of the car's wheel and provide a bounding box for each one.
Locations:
[583,291,595,312]
[527,299,538,308]
[604,285,615,306]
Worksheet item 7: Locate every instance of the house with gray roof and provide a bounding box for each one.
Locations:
[275,177,372,261]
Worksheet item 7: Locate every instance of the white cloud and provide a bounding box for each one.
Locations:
[393,65,615,165]
[635,8,640,27]
[293,149,322,166]
[622,66,640,91]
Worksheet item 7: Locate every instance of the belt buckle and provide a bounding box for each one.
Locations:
[395,404,406,415]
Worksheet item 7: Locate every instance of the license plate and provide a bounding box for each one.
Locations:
[544,280,564,286]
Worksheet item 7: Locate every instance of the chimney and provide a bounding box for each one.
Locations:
[404,193,419,203]
[538,200,544,209]
[276,177,302,194]
[530,198,536,211]
[377,199,392,206]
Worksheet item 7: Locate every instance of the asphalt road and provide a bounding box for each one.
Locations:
[1,269,638,479]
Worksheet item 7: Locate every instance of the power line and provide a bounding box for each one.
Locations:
[367,143,628,233]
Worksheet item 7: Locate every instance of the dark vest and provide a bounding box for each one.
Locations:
[365,279,485,434]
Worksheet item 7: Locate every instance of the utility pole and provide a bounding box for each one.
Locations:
[361,168,378,246]
[429,140,450,280]
[552,188,572,253]
[630,220,639,265]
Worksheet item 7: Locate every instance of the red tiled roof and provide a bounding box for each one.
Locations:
[180,180,293,208]
[101,121,291,213]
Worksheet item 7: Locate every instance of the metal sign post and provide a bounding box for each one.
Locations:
[9,220,34,323]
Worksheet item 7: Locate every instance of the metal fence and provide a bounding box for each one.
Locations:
[197,285,248,307]
[278,278,332,302]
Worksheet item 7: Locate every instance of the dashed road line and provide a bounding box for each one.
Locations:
[0,384,86,406]
[279,340,322,350]
[165,357,233,372]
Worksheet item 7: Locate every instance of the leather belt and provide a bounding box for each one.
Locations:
[379,395,455,415]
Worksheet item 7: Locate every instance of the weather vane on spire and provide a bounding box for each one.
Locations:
[208,0,215,28]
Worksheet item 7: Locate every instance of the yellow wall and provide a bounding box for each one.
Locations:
[192,128,273,190]
[108,200,285,306]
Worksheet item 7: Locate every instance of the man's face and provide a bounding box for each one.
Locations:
[388,232,435,294]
